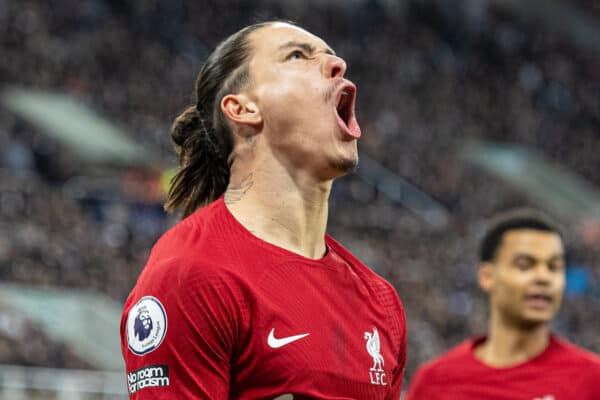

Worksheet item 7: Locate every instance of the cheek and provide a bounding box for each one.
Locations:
[554,274,566,293]
[495,274,527,301]
[268,68,324,104]
[260,84,306,123]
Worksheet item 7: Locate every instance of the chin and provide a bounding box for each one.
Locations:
[517,312,555,328]
[329,154,359,176]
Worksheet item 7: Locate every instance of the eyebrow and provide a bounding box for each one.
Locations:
[512,253,565,263]
[278,41,336,56]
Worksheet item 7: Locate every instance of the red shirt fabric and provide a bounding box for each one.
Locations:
[120,197,406,399]
[406,335,600,400]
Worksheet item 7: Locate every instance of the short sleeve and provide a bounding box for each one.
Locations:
[120,259,246,399]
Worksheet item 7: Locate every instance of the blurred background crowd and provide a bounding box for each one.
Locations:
[0,0,599,393]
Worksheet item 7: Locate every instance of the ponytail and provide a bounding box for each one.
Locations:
[164,106,231,217]
[164,22,275,217]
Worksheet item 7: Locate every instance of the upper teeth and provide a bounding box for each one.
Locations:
[339,91,350,108]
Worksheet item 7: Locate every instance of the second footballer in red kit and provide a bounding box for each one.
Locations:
[407,211,600,400]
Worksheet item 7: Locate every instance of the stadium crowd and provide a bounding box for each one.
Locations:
[0,0,599,384]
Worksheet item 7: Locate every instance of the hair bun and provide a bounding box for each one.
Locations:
[170,106,201,148]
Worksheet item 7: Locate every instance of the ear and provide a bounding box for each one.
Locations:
[478,262,495,293]
[221,94,262,131]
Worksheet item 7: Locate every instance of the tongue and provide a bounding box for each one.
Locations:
[335,107,361,139]
[346,116,362,138]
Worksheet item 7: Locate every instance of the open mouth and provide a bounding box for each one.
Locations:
[524,294,553,309]
[334,82,361,138]
[336,88,353,125]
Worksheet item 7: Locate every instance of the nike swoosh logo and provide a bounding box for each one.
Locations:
[267,328,310,348]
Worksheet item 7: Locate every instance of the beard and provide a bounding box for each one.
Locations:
[324,80,344,104]
[329,153,359,175]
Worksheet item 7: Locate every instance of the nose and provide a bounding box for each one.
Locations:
[322,54,347,79]
[533,264,552,285]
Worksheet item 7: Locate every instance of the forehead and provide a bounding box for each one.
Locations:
[497,229,564,258]
[248,23,334,58]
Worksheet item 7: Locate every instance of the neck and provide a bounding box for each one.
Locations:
[224,152,332,259]
[475,310,550,367]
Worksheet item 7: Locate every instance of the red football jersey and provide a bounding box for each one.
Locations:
[120,197,406,399]
[406,335,600,400]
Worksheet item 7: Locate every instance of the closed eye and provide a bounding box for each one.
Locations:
[513,255,536,270]
[547,256,565,272]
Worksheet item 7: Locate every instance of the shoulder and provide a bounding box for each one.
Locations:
[407,342,470,399]
[327,235,405,319]
[150,199,224,260]
[407,340,475,398]
[549,336,600,395]
[326,235,407,362]
[414,339,478,382]
[148,199,246,274]
[550,335,600,370]
[134,199,253,297]
[326,235,399,295]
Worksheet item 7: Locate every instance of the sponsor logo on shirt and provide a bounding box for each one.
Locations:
[533,396,555,400]
[126,296,167,355]
[364,327,387,386]
[127,365,170,394]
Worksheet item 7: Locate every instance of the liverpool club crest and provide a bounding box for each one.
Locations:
[364,327,386,386]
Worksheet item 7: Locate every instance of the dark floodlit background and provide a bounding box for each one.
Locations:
[1,0,599,398]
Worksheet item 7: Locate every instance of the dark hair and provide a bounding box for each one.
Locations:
[479,209,563,262]
[165,22,274,217]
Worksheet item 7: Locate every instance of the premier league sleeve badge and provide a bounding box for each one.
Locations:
[126,296,168,356]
